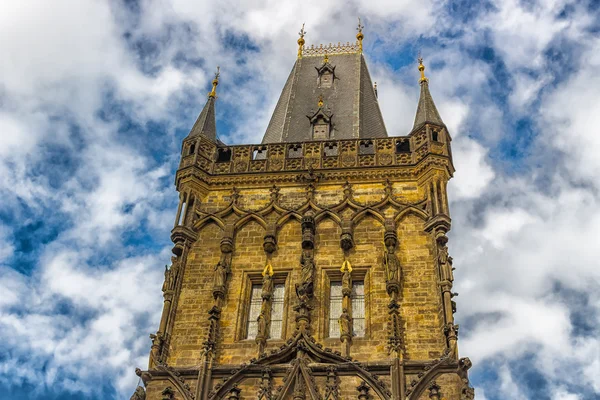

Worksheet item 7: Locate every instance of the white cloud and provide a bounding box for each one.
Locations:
[449,137,495,200]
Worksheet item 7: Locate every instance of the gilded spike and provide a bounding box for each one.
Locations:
[418,57,428,83]
[298,23,306,59]
[356,17,364,53]
[208,66,220,98]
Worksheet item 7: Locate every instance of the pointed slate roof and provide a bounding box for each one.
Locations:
[187,96,217,141]
[262,48,387,143]
[412,60,444,130]
[187,69,219,141]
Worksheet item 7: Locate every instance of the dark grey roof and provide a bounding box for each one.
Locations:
[187,96,217,141]
[413,80,444,130]
[262,53,388,143]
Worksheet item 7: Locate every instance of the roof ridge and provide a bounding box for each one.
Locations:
[302,41,361,57]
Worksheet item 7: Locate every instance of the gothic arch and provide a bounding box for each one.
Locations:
[154,364,196,400]
[394,206,428,223]
[314,210,342,226]
[405,358,458,400]
[234,213,268,231]
[208,332,391,400]
[276,211,302,230]
[351,208,386,227]
[193,215,225,231]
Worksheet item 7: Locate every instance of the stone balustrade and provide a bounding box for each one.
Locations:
[179,127,445,176]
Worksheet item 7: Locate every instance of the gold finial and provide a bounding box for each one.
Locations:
[298,23,306,59]
[317,94,324,108]
[323,51,329,64]
[262,262,274,277]
[418,56,428,83]
[356,17,364,53]
[208,66,220,98]
[340,259,352,273]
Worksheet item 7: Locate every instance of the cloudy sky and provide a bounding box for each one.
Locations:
[1,0,599,399]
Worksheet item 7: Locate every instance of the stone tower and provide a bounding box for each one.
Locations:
[131,24,475,400]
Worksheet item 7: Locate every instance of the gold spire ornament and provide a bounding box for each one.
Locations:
[298,23,306,59]
[323,51,329,64]
[317,94,324,108]
[262,262,274,277]
[340,259,352,273]
[208,66,220,98]
[356,17,364,53]
[418,57,428,83]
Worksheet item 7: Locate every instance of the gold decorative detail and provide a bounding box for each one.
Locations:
[356,17,364,53]
[418,56,428,83]
[298,23,306,59]
[323,52,329,64]
[340,259,352,273]
[317,94,324,108]
[262,263,274,277]
[303,42,360,57]
[208,66,220,98]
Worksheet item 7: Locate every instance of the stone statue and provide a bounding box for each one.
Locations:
[262,273,274,300]
[339,308,352,339]
[438,243,454,282]
[256,310,268,340]
[342,269,352,297]
[213,254,230,290]
[130,386,146,400]
[162,256,179,292]
[300,250,314,284]
[383,245,401,283]
[299,250,315,296]
[162,265,170,293]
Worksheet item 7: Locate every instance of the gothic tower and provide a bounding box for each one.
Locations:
[131,24,474,400]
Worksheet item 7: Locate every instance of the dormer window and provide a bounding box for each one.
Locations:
[320,71,333,88]
[307,104,333,141]
[316,57,336,89]
[313,118,330,139]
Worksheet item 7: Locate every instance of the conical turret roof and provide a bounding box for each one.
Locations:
[187,68,219,141]
[412,58,444,130]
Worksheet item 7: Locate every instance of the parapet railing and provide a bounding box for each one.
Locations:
[179,129,446,176]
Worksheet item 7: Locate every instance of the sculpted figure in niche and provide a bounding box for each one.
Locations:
[438,241,454,282]
[256,310,268,340]
[213,254,230,291]
[262,273,274,300]
[299,249,315,296]
[383,244,401,283]
[339,308,352,339]
[342,269,352,297]
[162,256,179,292]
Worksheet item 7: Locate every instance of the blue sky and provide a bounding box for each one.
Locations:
[1,0,599,399]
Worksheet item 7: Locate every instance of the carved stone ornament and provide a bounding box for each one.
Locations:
[357,381,371,400]
[339,308,352,341]
[301,210,316,249]
[257,368,273,400]
[162,256,180,293]
[264,226,278,254]
[227,384,242,400]
[324,366,340,400]
[262,272,274,300]
[130,386,146,400]
[428,381,441,400]
[297,249,315,297]
[161,386,175,400]
[212,253,231,299]
[437,234,453,283]
[340,219,354,251]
